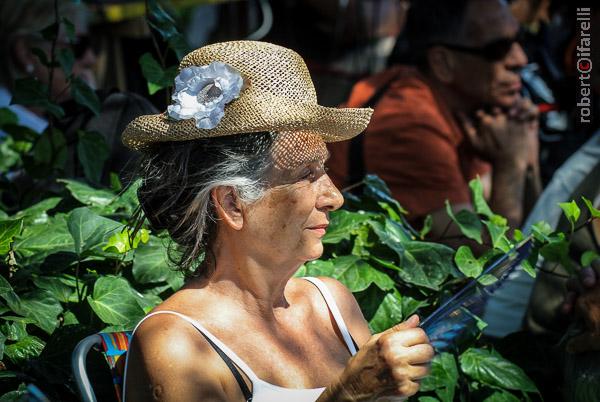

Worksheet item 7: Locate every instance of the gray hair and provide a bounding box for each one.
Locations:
[134,132,276,277]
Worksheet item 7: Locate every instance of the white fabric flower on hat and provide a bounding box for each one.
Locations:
[167,61,244,129]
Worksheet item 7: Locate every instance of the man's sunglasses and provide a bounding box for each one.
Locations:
[434,31,524,62]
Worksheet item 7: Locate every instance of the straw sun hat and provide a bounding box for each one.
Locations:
[122,41,373,151]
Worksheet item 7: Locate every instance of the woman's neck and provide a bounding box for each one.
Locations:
[201,241,303,321]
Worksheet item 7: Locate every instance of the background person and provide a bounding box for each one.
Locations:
[328,0,542,244]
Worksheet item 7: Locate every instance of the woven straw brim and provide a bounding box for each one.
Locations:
[122,92,373,151]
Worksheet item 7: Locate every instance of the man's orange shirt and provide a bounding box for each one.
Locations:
[328,65,491,224]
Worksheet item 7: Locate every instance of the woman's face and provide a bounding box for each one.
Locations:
[241,133,344,265]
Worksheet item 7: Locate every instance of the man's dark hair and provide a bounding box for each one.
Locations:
[388,0,471,68]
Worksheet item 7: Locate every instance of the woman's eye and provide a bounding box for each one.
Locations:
[300,169,314,180]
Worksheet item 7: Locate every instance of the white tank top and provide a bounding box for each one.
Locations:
[122,277,358,402]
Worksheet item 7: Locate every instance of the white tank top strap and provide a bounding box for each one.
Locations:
[302,277,358,355]
[122,310,261,401]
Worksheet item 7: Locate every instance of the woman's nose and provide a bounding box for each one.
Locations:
[316,174,344,211]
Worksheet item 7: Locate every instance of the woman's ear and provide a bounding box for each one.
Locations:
[427,47,456,84]
[211,186,244,230]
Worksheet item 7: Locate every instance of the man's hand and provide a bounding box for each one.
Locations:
[563,261,600,353]
[459,97,539,169]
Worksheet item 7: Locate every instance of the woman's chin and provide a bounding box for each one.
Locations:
[304,243,324,262]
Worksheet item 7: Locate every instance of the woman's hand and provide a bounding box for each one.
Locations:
[320,315,434,401]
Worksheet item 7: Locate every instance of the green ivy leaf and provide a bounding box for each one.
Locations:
[0,383,28,401]
[539,235,570,268]
[0,276,23,315]
[368,289,403,333]
[420,352,458,402]
[401,241,455,289]
[419,215,433,239]
[459,348,538,393]
[521,260,537,278]
[559,201,581,231]
[445,201,483,244]
[4,335,45,365]
[0,219,23,255]
[33,128,67,170]
[304,255,395,292]
[139,53,178,95]
[582,196,600,218]
[0,320,28,342]
[0,108,18,127]
[18,289,63,334]
[77,130,109,183]
[12,197,61,225]
[104,228,150,254]
[13,214,74,264]
[67,207,122,255]
[32,276,74,304]
[581,250,600,267]
[531,221,553,242]
[469,178,493,218]
[323,210,373,244]
[513,229,525,242]
[59,179,116,207]
[57,48,75,75]
[70,76,101,115]
[146,0,190,60]
[133,236,182,288]
[455,246,483,278]
[483,391,521,402]
[87,276,145,326]
[484,220,509,251]
[11,78,64,118]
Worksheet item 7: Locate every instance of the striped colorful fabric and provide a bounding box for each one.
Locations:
[99,331,133,402]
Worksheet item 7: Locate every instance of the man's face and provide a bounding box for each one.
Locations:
[444,0,528,109]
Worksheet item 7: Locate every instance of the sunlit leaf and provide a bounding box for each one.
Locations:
[133,236,182,287]
[455,245,483,278]
[459,348,538,392]
[323,210,373,244]
[445,201,483,244]
[67,207,122,255]
[368,290,403,333]
[420,352,458,402]
[0,219,23,255]
[59,179,115,207]
[581,250,600,267]
[13,214,74,264]
[4,335,45,365]
[87,276,145,326]
[559,200,581,231]
[469,178,493,218]
[582,196,600,218]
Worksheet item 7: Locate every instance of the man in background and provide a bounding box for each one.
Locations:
[329,0,541,241]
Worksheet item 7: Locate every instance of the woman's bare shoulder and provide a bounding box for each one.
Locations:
[125,308,232,401]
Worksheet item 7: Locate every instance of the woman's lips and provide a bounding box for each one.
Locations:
[307,224,328,236]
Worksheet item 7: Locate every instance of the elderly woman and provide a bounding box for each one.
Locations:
[122,41,433,402]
